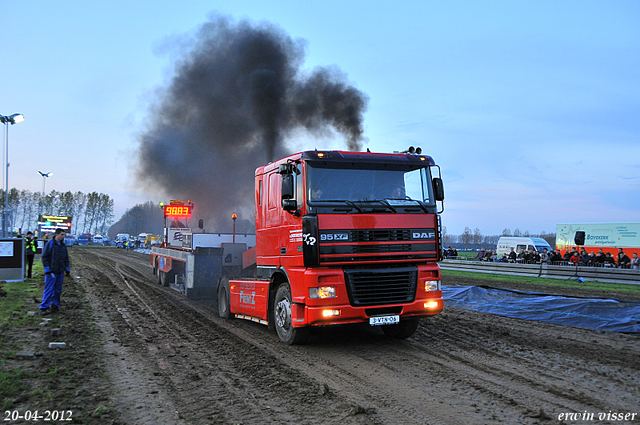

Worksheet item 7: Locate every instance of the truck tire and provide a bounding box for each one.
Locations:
[217,278,233,319]
[154,260,162,285]
[381,318,420,339]
[160,270,174,287]
[274,283,309,345]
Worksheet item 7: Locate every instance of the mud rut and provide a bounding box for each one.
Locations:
[72,249,640,425]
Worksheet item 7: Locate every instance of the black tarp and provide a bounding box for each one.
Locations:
[442,285,640,334]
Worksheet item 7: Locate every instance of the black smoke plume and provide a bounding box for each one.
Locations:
[135,16,368,231]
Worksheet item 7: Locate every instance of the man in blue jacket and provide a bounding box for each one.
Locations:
[40,229,70,313]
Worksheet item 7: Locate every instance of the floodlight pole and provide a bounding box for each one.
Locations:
[0,114,25,238]
[232,213,237,243]
[39,171,52,196]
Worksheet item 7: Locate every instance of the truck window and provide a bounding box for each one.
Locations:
[268,173,279,211]
[306,163,434,204]
[295,164,303,208]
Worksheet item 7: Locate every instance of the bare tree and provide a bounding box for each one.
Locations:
[472,227,483,245]
[442,225,456,247]
[483,234,499,246]
[539,231,556,247]
[108,201,164,238]
[83,192,101,234]
[72,192,87,234]
[461,227,472,247]
[96,194,114,235]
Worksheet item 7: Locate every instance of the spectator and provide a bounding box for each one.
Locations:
[517,248,527,263]
[580,250,590,265]
[39,229,70,314]
[530,250,541,263]
[476,248,485,261]
[489,250,497,262]
[550,250,563,264]
[451,247,458,259]
[508,247,517,263]
[24,231,37,279]
[569,251,580,266]
[596,249,606,266]
[586,252,597,266]
[604,252,616,268]
[540,248,549,264]
[631,253,640,270]
[617,248,631,269]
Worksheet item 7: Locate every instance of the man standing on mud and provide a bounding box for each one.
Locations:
[39,229,70,314]
[24,231,36,278]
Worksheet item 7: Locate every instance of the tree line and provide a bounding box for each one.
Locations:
[1,188,114,236]
[107,201,165,239]
[442,226,556,249]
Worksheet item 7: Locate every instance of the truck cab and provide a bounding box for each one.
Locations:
[223,149,445,343]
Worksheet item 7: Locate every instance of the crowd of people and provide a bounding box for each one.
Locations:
[445,246,640,270]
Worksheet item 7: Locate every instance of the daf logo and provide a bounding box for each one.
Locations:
[412,231,436,239]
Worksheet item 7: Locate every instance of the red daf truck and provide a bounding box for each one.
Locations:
[217,148,446,344]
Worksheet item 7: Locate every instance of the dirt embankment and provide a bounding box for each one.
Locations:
[7,248,640,425]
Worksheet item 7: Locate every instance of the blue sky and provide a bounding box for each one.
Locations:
[1,0,638,235]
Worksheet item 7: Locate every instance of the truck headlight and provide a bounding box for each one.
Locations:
[309,286,337,299]
[424,280,440,292]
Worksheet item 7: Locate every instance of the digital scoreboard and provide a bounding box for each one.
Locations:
[38,215,73,233]
[164,205,192,217]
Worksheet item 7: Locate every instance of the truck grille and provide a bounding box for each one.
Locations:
[351,229,411,242]
[344,267,417,306]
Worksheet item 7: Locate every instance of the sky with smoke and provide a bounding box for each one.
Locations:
[1,1,639,235]
[135,16,367,230]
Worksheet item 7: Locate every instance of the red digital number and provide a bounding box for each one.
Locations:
[165,206,191,216]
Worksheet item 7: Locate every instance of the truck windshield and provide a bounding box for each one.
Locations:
[307,163,435,207]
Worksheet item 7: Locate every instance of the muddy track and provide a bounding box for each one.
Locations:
[71,248,640,425]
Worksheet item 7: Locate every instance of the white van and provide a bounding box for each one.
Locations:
[496,237,553,257]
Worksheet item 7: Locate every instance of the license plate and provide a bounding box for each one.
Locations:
[369,315,400,326]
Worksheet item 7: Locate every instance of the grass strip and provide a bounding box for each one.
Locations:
[442,269,640,298]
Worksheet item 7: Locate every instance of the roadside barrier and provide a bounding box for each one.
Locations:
[440,259,640,284]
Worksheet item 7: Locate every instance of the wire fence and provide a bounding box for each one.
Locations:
[445,256,640,270]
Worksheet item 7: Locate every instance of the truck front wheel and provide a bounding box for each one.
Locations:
[381,318,420,339]
[217,278,233,319]
[274,283,309,345]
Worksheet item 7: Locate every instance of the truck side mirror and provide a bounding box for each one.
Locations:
[282,199,297,211]
[281,174,294,200]
[279,162,300,216]
[282,199,300,217]
[433,177,445,201]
